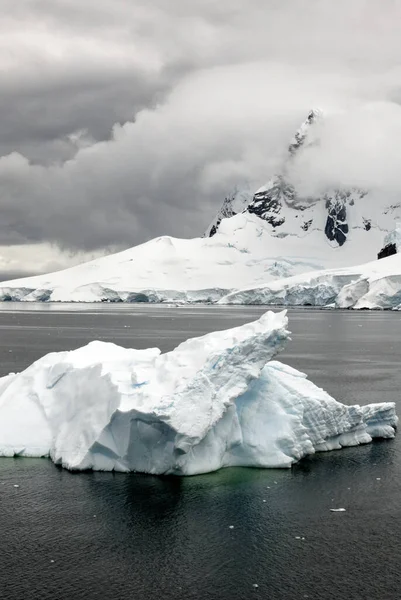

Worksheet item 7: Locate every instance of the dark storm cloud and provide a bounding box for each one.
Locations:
[0,72,171,162]
[2,0,401,266]
[0,0,196,161]
[0,270,36,282]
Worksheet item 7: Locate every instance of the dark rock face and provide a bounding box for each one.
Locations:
[209,223,218,237]
[324,194,349,246]
[247,178,286,227]
[363,218,371,231]
[288,110,318,155]
[378,243,397,260]
[301,219,313,232]
[208,196,238,237]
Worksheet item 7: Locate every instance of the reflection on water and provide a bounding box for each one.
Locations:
[0,439,400,600]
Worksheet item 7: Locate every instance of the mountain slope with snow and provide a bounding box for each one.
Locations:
[207,109,401,251]
[0,212,394,303]
[1,110,400,303]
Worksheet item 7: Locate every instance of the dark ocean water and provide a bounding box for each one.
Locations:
[0,304,400,600]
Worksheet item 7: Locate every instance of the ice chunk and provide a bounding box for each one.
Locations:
[0,311,397,474]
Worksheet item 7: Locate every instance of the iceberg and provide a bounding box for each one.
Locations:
[0,311,397,474]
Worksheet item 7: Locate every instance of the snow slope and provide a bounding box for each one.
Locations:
[0,311,397,474]
[0,213,343,303]
[220,253,401,310]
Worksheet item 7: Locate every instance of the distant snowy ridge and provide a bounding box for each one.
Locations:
[220,253,401,310]
[0,311,397,474]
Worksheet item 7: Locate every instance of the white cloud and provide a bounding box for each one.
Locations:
[288,102,401,197]
[0,243,106,281]
[0,61,364,253]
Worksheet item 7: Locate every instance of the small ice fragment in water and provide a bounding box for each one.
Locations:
[330,508,346,512]
[376,478,381,481]
[301,537,305,540]
[229,525,234,529]
[13,484,19,488]
[252,584,259,589]
[262,499,266,503]
[50,559,55,563]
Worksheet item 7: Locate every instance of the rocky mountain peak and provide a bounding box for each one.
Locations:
[206,109,395,251]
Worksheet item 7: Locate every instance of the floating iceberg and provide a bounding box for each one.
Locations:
[0,311,397,474]
[220,253,401,310]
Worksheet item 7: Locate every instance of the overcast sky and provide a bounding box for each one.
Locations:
[1,0,401,279]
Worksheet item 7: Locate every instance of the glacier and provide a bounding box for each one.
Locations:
[220,252,401,310]
[0,311,397,474]
[0,212,384,304]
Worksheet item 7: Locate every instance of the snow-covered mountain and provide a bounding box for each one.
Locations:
[0,215,325,303]
[1,110,400,303]
[207,109,401,250]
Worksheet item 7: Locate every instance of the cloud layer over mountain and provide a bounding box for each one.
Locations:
[2,0,401,275]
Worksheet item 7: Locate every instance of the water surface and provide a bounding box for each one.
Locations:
[0,304,400,600]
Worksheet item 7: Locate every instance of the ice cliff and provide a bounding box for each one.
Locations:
[220,252,401,310]
[0,311,397,474]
